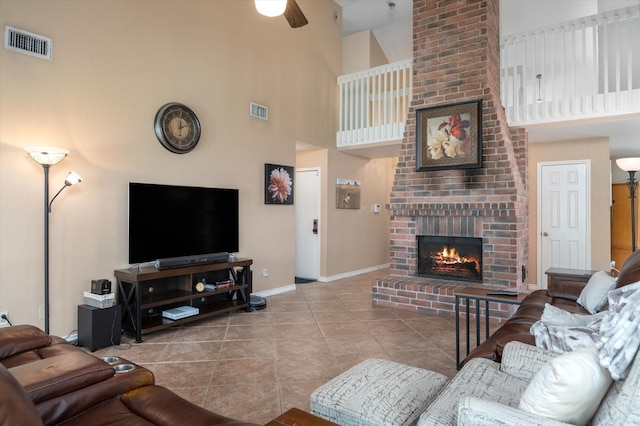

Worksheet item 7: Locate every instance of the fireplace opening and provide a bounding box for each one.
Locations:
[417,235,483,282]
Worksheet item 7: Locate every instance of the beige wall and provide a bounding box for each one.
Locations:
[297,148,396,278]
[527,138,612,285]
[0,0,392,335]
[341,30,388,74]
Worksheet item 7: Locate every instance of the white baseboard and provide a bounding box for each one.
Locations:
[317,263,390,282]
[253,284,297,298]
[251,264,390,298]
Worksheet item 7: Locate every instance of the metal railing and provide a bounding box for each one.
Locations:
[337,59,412,149]
[500,5,640,126]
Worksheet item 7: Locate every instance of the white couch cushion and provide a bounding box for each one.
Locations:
[519,345,612,426]
[577,271,617,314]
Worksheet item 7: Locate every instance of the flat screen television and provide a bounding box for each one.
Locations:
[128,182,239,264]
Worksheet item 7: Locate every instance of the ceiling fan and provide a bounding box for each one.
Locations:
[255,0,308,28]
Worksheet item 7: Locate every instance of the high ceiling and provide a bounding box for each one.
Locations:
[333,0,640,159]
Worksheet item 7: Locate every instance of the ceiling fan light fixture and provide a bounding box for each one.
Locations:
[255,0,287,17]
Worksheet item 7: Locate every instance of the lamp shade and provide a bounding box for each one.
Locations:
[616,157,640,172]
[64,171,82,186]
[24,146,69,166]
[255,0,287,17]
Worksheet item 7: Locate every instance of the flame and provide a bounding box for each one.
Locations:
[435,246,480,270]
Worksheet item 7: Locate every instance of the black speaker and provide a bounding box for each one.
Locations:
[77,304,121,351]
[91,279,111,295]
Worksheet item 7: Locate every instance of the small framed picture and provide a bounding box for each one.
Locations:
[336,178,361,209]
[265,163,294,205]
[416,100,482,171]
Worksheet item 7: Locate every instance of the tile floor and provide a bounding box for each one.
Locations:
[92,269,460,425]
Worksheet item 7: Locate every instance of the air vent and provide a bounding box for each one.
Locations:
[4,25,52,60]
[250,102,268,120]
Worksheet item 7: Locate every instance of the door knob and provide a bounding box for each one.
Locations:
[543,232,548,236]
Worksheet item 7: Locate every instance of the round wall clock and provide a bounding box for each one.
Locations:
[154,102,201,154]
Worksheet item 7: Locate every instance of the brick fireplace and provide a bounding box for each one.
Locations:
[373,0,529,318]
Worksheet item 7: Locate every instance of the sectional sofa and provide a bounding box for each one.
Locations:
[0,325,257,426]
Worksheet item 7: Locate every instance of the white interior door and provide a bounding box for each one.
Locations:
[295,168,320,280]
[538,161,591,286]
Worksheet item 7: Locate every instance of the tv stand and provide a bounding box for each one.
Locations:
[114,258,252,343]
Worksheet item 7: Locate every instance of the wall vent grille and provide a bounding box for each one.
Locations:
[4,25,52,60]
[250,102,268,120]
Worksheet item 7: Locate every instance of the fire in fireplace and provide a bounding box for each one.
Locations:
[417,235,483,282]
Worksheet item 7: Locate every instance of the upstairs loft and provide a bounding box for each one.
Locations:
[337,5,640,158]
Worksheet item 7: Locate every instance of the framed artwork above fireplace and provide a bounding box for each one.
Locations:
[416,100,482,171]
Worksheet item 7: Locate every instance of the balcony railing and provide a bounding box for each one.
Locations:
[500,5,640,126]
[336,6,639,156]
[336,60,412,153]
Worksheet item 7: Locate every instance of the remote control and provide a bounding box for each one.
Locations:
[486,290,519,296]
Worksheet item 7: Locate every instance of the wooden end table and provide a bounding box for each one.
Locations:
[265,408,338,426]
[455,287,528,370]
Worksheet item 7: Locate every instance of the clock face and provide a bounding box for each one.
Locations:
[154,102,201,154]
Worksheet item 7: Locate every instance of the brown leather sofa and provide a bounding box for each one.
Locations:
[0,325,258,426]
[462,248,640,366]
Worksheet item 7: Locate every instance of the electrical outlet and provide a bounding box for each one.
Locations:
[39,305,45,320]
[262,268,269,277]
[610,260,616,270]
[0,311,9,328]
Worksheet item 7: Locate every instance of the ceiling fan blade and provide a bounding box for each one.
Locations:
[284,0,308,28]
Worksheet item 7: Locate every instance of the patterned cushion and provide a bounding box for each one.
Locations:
[418,358,529,426]
[310,358,448,426]
[592,347,640,425]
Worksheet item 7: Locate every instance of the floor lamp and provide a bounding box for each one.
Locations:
[616,157,640,253]
[25,147,82,334]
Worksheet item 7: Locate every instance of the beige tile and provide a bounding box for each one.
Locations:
[271,311,317,324]
[161,341,222,361]
[325,334,385,355]
[279,380,327,413]
[228,311,274,325]
[275,337,332,357]
[150,361,216,388]
[317,320,369,337]
[312,309,357,323]
[276,356,340,382]
[267,301,311,313]
[108,342,169,363]
[225,323,276,340]
[273,322,324,339]
[118,268,463,422]
[218,339,276,359]
[204,384,281,425]
[210,358,277,386]
[173,325,227,342]
[372,332,433,352]
[365,319,415,334]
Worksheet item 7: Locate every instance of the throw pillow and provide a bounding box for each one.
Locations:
[519,345,613,426]
[577,271,617,314]
[540,303,606,326]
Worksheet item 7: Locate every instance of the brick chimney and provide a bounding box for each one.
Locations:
[374,0,529,315]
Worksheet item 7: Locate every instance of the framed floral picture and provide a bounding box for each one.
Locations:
[265,163,294,205]
[416,100,482,171]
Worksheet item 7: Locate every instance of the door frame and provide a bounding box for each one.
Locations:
[537,159,591,286]
[295,167,321,280]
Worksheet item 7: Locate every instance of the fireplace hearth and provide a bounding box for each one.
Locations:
[417,235,483,283]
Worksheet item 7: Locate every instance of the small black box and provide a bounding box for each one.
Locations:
[91,279,111,295]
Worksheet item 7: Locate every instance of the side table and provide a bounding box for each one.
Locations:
[265,408,338,426]
[455,287,528,370]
